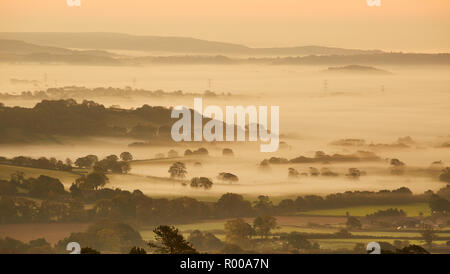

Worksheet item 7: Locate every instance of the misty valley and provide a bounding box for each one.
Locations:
[0,33,449,255]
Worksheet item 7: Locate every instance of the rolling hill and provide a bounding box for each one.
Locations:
[0,32,383,56]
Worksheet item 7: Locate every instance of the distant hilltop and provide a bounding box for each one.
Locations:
[324,65,392,75]
[1,37,449,66]
[0,32,383,56]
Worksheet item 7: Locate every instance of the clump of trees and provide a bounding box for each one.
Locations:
[93,155,131,174]
[262,157,289,165]
[217,172,239,182]
[0,156,72,171]
[436,184,450,200]
[0,99,175,143]
[390,158,406,175]
[81,247,101,254]
[429,194,450,213]
[320,168,339,177]
[263,150,381,164]
[0,196,86,224]
[346,168,366,178]
[223,216,280,250]
[421,226,438,250]
[288,168,300,178]
[75,153,131,174]
[75,155,98,168]
[72,172,109,191]
[366,208,407,220]
[394,245,429,254]
[222,148,234,156]
[253,195,274,216]
[216,193,253,218]
[189,177,213,189]
[168,162,187,179]
[4,172,66,199]
[346,216,362,230]
[129,246,147,254]
[286,167,339,177]
[184,148,209,156]
[148,225,197,254]
[0,168,434,231]
[120,152,133,162]
[281,232,319,251]
[224,218,254,247]
[253,216,278,238]
[440,168,450,183]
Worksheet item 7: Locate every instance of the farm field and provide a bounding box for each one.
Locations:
[299,203,431,217]
[0,164,80,185]
[139,215,450,244]
[314,239,449,250]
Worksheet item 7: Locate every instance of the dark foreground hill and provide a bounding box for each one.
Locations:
[0,99,174,143]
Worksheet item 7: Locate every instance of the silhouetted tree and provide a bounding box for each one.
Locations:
[148,225,197,254]
[281,232,316,250]
[429,195,450,213]
[390,158,405,175]
[216,193,252,218]
[190,177,213,189]
[168,162,187,179]
[75,172,109,190]
[346,216,362,230]
[75,155,98,168]
[440,167,450,183]
[222,148,234,156]
[253,195,273,215]
[288,167,300,178]
[395,245,429,254]
[253,216,277,238]
[421,227,437,249]
[224,218,254,246]
[129,246,147,254]
[120,152,133,162]
[217,172,239,183]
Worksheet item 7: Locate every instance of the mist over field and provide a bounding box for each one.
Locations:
[0,1,450,256]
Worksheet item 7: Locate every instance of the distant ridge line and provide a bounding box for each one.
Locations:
[0,32,383,56]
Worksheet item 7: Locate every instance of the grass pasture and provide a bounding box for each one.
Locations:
[0,164,80,186]
[299,203,431,217]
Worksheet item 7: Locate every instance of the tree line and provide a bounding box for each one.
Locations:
[2,168,449,225]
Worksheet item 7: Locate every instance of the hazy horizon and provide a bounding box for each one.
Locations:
[1,0,449,256]
[1,0,450,52]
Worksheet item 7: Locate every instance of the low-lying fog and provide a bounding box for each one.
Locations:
[1,63,449,197]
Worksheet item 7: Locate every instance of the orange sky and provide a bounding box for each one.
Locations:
[1,0,450,51]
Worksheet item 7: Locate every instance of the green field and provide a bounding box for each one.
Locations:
[0,164,80,185]
[299,203,431,217]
